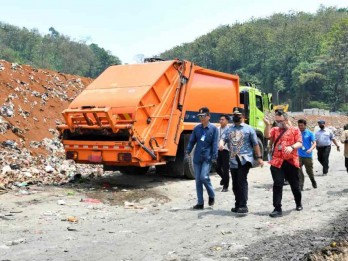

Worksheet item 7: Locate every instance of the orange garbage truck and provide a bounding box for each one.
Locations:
[57,59,270,179]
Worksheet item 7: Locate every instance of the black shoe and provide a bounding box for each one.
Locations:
[269,209,283,218]
[231,207,238,213]
[208,197,215,206]
[312,180,317,189]
[221,188,228,192]
[220,179,223,186]
[193,204,204,210]
[296,205,303,211]
[237,207,248,214]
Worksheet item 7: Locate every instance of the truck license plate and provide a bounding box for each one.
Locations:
[88,151,102,163]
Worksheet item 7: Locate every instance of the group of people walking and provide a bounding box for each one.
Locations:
[186,106,346,218]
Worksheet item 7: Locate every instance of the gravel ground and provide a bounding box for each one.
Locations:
[1,146,348,261]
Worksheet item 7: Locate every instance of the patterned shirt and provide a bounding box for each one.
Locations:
[269,126,302,168]
[315,128,334,147]
[298,129,316,158]
[224,123,258,169]
[186,123,219,164]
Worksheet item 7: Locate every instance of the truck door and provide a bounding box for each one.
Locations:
[240,90,250,123]
[248,90,265,132]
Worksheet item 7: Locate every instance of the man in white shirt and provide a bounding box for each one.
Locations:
[315,120,340,175]
[216,114,230,192]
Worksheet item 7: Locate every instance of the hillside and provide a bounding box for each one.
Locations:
[0,60,92,150]
[0,60,94,189]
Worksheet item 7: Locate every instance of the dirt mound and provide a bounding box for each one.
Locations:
[0,59,93,153]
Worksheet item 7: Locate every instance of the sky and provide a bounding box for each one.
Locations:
[0,0,347,64]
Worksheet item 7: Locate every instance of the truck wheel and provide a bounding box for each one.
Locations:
[183,134,195,179]
[155,134,186,177]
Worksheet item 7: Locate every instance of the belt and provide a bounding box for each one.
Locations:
[317,145,330,148]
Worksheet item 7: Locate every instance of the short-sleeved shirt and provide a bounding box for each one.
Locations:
[298,129,316,158]
[224,123,258,169]
[186,123,219,164]
[218,126,229,151]
[315,128,334,147]
[269,126,302,168]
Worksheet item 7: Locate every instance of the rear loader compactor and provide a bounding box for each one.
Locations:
[58,60,240,179]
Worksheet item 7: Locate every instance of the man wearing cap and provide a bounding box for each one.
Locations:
[264,111,303,218]
[186,107,219,209]
[315,120,340,175]
[221,107,264,214]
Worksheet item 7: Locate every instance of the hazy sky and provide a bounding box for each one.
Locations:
[0,0,347,64]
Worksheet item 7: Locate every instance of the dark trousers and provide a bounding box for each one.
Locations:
[216,150,230,189]
[299,157,315,188]
[317,146,331,174]
[271,160,302,211]
[230,162,251,208]
[345,157,348,173]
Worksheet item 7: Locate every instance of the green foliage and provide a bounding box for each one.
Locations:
[160,7,348,111]
[0,23,121,78]
[308,101,330,110]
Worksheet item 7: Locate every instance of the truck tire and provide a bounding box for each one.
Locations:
[155,134,186,177]
[183,134,195,179]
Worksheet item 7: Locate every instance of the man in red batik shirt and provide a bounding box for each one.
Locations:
[264,111,303,218]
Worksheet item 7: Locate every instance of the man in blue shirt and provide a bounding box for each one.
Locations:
[222,107,264,214]
[297,119,317,190]
[186,107,219,210]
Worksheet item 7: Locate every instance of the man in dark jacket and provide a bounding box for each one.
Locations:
[186,107,219,210]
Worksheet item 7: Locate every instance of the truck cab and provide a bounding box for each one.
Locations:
[239,83,272,157]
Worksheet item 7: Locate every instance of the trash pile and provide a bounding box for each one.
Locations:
[0,131,102,190]
[0,59,97,190]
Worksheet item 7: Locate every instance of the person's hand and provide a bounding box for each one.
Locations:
[257,158,264,168]
[218,144,224,151]
[306,149,312,154]
[263,118,271,125]
[284,146,294,154]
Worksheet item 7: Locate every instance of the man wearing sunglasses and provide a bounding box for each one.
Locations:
[186,107,219,210]
[264,110,303,218]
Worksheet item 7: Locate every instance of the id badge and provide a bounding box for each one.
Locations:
[201,134,206,141]
[277,144,282,151]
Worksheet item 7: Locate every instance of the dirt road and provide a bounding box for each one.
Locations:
[1,147,348,261]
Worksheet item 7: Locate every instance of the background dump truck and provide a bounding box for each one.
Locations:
[58,60,271,179]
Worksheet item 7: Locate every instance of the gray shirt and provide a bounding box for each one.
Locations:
[315,128,334,147]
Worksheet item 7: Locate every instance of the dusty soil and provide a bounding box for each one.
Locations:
[1,148,348,261]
